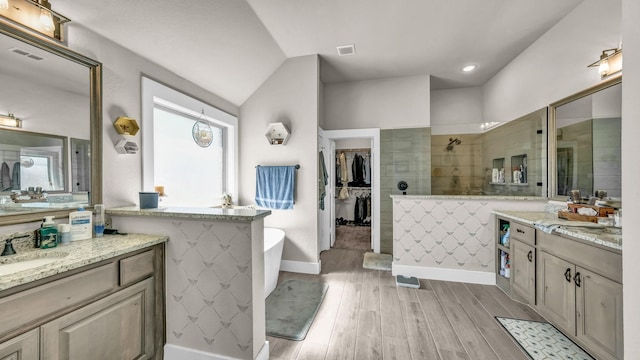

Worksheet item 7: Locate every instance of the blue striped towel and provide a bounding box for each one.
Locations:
[255,166,296,210]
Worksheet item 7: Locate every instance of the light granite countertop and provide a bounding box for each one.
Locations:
[493,210,622,252]
[107,206,271,222]
[0,233,167,292]
[391,195,547,201]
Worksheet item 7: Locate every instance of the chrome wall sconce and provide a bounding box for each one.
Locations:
[588,48,622,79]
[0,0,70,41]
[0,113,22,128]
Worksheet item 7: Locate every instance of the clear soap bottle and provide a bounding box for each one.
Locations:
[94,204,105,237]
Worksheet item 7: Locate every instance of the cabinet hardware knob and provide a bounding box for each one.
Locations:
[527,250,533,262]
[517,229,525,233]
[574,272,581,287]
[564,268,572,282]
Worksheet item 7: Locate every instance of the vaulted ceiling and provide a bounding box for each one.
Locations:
[53,0,583,106]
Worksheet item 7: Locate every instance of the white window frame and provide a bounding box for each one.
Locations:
[141,76,238,203]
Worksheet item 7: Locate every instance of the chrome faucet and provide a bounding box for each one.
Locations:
[1,234,29,256]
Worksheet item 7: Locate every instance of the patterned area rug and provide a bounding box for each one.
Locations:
[496,317,595,360]
[362,252,392,271]
[266,279,328,341]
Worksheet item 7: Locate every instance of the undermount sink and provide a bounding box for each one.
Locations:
[0,252,68,276]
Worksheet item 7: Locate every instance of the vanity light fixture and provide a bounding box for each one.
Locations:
[588,48,622,79]
[0,113,22,128]
[0,0,70,41]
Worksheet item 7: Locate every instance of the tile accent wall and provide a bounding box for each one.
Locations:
[392,198,546,274]
[380,128,431,254]
[113,216,263,360]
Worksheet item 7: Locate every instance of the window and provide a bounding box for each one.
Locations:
[142,77,237,207]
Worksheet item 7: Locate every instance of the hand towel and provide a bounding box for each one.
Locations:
[255,166,296,210]
[318,152,328,210]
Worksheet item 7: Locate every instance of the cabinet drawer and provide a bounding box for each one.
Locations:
[510,222,535,246]
[0,263,117,338]
[119,249,154,287]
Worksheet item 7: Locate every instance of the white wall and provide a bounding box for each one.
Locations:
[65,24,238,208]
[239,55,320,267]
[483,0,621,124]
[323,75,430,130]
[622,0,640,354]
[430,87,483,135]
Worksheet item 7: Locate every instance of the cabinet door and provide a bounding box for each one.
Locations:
[511,240,535,304]
[0,329,38,360]
[536,251,575,334]
[41,278,155,360]
[576,267,623,360]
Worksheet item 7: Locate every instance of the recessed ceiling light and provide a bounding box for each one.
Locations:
[462,64,477,72]
[337,44,356,56]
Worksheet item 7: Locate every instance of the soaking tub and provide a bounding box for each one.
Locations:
[264,227,285,298]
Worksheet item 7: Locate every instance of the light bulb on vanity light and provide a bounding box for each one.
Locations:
[39,0,55,32]
[0,0,9,11]
[599,59,610,77]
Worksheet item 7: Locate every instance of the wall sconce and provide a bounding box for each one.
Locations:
[0,0,70,41]
[0,113,22,128]
[588,48,622,79]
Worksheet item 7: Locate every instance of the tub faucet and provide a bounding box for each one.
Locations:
[1,234,29,256]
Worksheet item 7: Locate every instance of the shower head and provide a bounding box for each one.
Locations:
[445,137,462,151]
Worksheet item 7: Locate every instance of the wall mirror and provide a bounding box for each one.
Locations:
[549,76,621,200]
[0,20,102,225]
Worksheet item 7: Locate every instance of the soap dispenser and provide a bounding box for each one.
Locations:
[40,216,58,249]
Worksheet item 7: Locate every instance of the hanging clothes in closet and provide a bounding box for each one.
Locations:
[353,193,371,225]
[348,153,371,187]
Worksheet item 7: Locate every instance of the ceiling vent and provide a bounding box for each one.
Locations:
[336,44,356,56]
[7,47,45,61]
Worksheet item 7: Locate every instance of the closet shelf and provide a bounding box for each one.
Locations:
[335,186,371,190]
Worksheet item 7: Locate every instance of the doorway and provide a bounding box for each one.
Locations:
[318,128,380,254]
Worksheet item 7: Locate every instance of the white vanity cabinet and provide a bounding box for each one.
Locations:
[0,244,165,360]
[536,231,623,360]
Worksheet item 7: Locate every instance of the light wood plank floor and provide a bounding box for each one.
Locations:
[268,248,545,360]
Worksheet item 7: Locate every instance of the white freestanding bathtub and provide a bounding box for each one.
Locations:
[264,227,285,299]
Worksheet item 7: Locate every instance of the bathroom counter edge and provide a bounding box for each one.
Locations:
[493,210,621,252]
[0,233,167,292]
[390,195,547,201]
[107,206,271,221]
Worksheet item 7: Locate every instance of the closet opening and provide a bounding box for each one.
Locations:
[335,141,372,251]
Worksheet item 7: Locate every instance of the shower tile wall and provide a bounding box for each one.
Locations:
[380,128,431,254]
[557,119,592,196]
[482,108,546,197]
[431,134,484,195]
[593,117,621,197]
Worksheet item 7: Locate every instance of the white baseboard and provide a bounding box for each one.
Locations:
[280,259,321,274]
[392,263,496,285]
[164,341,269,360]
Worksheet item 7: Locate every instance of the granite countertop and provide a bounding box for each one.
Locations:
[0,233,167,292]
[493,211,622,252]
[107,206,271,222]
[391,194,547,201]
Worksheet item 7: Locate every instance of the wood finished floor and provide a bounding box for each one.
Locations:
[268,248,545,360]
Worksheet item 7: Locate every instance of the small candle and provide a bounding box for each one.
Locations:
[154,185,165,196]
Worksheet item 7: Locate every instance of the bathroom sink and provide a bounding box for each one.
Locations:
[0,252,68,276]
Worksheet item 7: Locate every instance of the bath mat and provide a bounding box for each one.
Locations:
[362,252,392,271]
[496,317,595,360]
[266,279,328,341]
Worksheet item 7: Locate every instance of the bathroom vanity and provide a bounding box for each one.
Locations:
[0,234,167,359]
[494,211,622,360]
